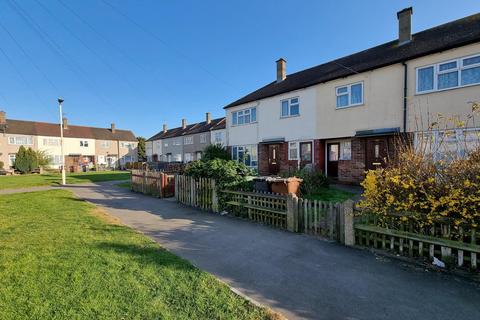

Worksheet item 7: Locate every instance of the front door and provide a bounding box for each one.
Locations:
[327,143,340,178]
[268,144,280,175]
[365,138,388,171]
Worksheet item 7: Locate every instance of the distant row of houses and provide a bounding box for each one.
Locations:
[0,113,137,172]
[146,8,480,183]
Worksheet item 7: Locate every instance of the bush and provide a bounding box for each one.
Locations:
[184,159,253,190]
[201,144,231,161]
[0,161,3,170]
[359,103,480,230]
[283,168,328,196]
[14,146,30,173]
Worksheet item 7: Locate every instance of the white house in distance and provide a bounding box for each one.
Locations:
[224,7,480,183]
[146,113,226,163]
[0,111,138,171]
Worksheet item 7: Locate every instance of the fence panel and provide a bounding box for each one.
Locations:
[354,211,480,270]
[130,170,175,198]
[222,190,289,229]
[175,175,217,212]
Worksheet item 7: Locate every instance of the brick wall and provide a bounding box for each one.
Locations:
[338,138,366,184]
[259,140,325,176]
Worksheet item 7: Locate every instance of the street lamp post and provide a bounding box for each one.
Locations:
[58,98,66,185]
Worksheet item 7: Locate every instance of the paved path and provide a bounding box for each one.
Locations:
[0,185,54,195]
[64,182,479,320]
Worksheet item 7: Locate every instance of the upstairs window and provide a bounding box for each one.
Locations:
[184,136,193,145]
[232,107,257,126]
[43,138,60,146]
[80,140,89,147]
[101,140,111,148]
[336,82,363,108]
[200,134,207,143]
[214,132,223,143]
[8,136,33,145]
[281,97,300,117]
[417,53,480,93]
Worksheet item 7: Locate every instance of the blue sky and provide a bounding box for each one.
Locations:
[0,0,478,138]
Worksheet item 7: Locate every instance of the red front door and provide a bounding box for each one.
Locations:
[268,144,280,175]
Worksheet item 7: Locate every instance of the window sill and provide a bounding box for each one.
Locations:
[415,81,480,95]
[231,121,258,127]
[280,114,300,119]
[335,103,364,110]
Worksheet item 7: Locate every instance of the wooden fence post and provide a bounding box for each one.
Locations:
[174,174,179,201]
[286,193,298,232]
[343,199,355,246]
[211,179,218,212]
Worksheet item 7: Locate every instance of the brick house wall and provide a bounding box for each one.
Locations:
[338,138,366,184]
[259,140,325,176]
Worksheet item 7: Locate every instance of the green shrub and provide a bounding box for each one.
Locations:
[201,144,231,161]
[185,159,253,189]
[283,168,329,196]
[0,161,3,170]
[14,146,30,173]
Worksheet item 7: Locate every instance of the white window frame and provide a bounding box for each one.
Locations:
[335,82,364,109]
[214,131,222,143]
[101,140,111,148]
[80,140,89,147]
[280,97,300,118]
[8,154,16,167]
[288,142,299,160]
[231,145,258,167]
[339,141,352,160]
[200,134,207,143]
[184,136,193,145]
[231,107,257,126]
[416,53,480,94]
[8,136,33,145]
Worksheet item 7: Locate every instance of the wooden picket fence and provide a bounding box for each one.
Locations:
[354,212,479,270]
[175,175,219,212]
[222,190,289,229]
[222,190,355,243]
[131,170,175,198]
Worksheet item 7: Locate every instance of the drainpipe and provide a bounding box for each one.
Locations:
[402,62,408,133]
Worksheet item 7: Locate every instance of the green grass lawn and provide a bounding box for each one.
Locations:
[304,186,355,203]
[0,190,272,319]
[0,171,130,190]
[116,181,131,189]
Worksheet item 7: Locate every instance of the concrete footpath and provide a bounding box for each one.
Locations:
[27,182,480,319]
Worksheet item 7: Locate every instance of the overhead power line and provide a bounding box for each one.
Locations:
[6,0,115,108]
[0,18,60,94]
[0,43,48,106]
[100,0,233,89]
[55,0,186,103]
[34,0,138,93]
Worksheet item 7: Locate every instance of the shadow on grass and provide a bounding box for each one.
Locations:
[96,242,195,271]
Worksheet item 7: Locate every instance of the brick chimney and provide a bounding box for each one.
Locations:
[62,117,68,129]
[0,111,5,125]
[182,118,187,129]
[397,7,413,45]
[206,112,212,124]
[111,123,116,134]
[276,58,286,83]
[163,123,167,133]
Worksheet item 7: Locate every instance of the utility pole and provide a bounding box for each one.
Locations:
[58,98,66,185]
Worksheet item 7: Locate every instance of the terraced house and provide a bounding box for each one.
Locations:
[0,111,138,171]
[225,8,480,183]
[146,113,226,163]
